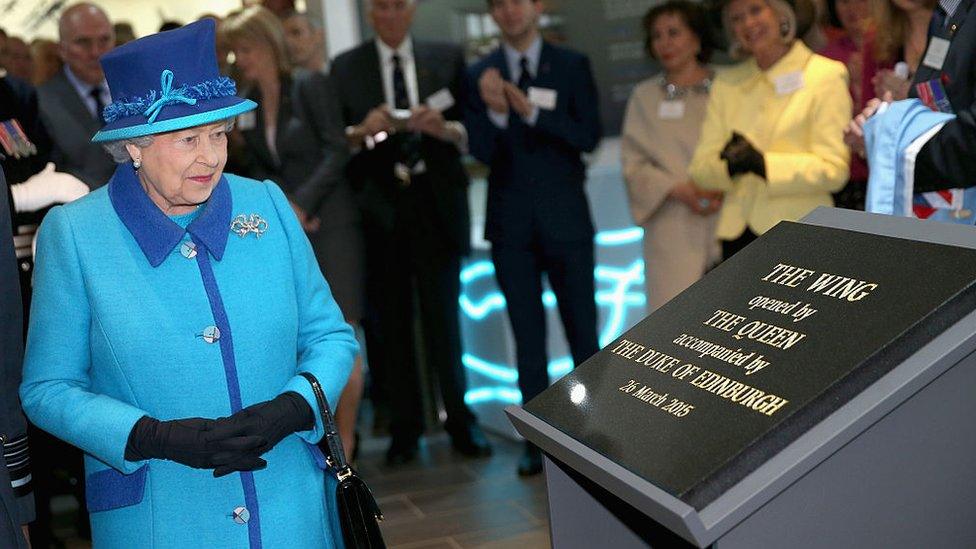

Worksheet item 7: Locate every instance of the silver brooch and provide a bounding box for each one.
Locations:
[230,214,269,238]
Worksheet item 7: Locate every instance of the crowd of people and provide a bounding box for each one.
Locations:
[1,0,974,545]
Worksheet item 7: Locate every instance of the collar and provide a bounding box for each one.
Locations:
[940,0,963,18]
[375,36,414,65]
[657,70,714,99]
[64,65,109,99]
[503,36,543,78]
[108,163,232,267]
[751,40,813,81]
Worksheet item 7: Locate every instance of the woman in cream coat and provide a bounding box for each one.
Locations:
[623,1,723,311]
[689,0,851,259]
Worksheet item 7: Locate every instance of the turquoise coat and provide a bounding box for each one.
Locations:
[20,165,357,548]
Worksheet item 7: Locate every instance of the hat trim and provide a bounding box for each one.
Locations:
[103,74,237,124]
[91,100,257,143]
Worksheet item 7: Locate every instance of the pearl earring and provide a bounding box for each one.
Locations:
[133,158,142,170]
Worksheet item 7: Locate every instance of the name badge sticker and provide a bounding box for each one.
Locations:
[658,100,685,120]
[923,37,951,70]
[237,110,257,131]
[528,87,558,110]
[773,71,805,95]
[426,88,455,112]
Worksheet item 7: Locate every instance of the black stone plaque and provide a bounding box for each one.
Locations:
[524,222,976,509]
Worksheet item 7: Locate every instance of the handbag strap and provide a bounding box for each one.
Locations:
[298,372,351,474]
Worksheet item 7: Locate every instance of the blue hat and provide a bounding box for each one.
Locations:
[91,19,255,143]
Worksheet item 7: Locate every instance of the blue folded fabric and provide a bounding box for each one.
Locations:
[864,99,976,224]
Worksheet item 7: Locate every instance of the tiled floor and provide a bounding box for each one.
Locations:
[49,429,551,549]
[355,431,551,549]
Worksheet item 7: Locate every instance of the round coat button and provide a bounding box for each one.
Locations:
[180,241,197,259]
[232,506,249,524]
[201,326,220,344]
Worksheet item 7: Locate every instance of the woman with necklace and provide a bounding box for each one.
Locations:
[622,0,723,311]
[689,0,851,260]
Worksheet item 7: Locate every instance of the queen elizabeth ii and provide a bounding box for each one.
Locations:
[19,19,356,548]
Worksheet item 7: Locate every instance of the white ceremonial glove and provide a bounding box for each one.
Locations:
[10,162,90,213]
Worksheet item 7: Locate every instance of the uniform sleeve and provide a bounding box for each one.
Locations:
[265,182,358,443]
[620,89,685,225]
[0,170,34,524]
[912,103,976,192]
[689,79,735,192]
[20,206,148,473]
[465,63,506,165]
[763,66,851,196]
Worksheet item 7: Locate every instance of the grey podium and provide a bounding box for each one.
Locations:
[507,208,976,548]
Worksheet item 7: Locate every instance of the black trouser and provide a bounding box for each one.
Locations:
[364,179,473,443]
[721,229,759,261]
[491,238,599,404]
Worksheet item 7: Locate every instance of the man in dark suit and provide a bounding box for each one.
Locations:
[1,168,34,549]
[331,0,491,465]
[37,3,115,189]
[466,0,602,476]
[909,0,976,192]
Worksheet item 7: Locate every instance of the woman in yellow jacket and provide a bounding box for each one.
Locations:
[688,0,851,259]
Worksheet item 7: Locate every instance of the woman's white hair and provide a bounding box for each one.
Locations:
[722,0,796,60]
[101,118,237,164]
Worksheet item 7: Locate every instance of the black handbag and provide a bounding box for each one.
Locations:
[299,372,386,549]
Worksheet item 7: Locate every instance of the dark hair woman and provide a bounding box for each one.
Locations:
[622,0,723,311]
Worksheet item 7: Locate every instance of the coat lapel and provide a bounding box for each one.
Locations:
[274,76,294,164]
[414,41,437,103]
[54,70,100,133]
[947,0,974,33]
[534,42,555,89]
[756,43,812,149]
[492,48,511,83]
[360,43,385,112]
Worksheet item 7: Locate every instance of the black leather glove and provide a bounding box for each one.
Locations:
[124,416,267,472]
[209,392,314,476]
[720,132,766,179]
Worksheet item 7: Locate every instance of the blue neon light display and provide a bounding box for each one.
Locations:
[460,227,647,405]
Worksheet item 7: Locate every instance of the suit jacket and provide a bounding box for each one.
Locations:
[1,168,30,549]
[37,69,115,190]
[466,42,602,246]
[239,70,358,230]
[911,0,976,191]
[689,42,851,239]
[330,39,471,255]
[21,167,357,548]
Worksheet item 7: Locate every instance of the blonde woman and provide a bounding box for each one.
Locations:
[688,0,851,259]
[222,7,366,461]
[622,0,722,310]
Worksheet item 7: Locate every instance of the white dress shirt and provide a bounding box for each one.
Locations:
[375,37,419,109]
[370,36,467,152]
[488,36,542,129]
[63,65,111,120]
